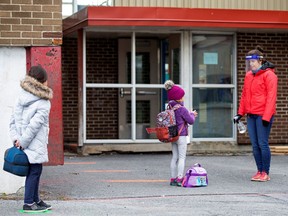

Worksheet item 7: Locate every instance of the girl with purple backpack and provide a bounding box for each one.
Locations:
[164,80,198,186]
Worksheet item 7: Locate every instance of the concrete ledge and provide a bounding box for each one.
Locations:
[82,143,172,155]
[80,141,252,156]
[187,141,252,155]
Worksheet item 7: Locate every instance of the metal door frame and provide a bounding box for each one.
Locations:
[81,31,174,144]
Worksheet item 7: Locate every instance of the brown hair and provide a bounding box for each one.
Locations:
[247,45,265,62]
[28,65,47,84]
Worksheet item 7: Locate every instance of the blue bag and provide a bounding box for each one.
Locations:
[3,146,29,177]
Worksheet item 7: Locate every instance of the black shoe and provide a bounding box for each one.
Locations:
[23,202,48,213]
[37,200,52,210]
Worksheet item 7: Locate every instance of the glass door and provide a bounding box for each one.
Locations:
[118,38,160,139]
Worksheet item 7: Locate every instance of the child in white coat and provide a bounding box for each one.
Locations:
[9,65,53,213]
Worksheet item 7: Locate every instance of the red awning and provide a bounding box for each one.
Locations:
[63,6,288,35]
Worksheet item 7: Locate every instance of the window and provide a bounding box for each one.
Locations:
[192,34,235,138]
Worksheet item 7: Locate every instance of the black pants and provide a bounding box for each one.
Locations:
[24,163,43,204]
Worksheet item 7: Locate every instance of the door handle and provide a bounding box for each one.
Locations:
[120,88,131,98]
[120,89,157,97]
[137,91,157,95]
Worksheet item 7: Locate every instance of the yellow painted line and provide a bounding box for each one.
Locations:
[82,170,130,173]
[102,179,168,183]
[64,162,97,165]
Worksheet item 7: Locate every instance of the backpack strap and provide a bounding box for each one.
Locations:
[172,104,182,111]
[167,103,182,110]
[169,104,184,135]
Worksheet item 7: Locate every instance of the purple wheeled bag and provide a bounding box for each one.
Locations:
[183,163,208,187]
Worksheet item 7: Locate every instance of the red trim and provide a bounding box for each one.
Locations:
[63,7,288,35]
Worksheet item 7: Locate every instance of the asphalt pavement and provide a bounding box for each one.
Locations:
[1,153,288,216]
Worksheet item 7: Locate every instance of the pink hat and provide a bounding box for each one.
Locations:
[164,80,185,101]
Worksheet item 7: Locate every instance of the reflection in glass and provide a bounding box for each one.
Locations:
[192,35,233,85]
[193,88,233,138]
[127,52,150,84]
[126,101,150,124]
[135,88,161,139]
[127,100,151,139]
[171,48,180,84]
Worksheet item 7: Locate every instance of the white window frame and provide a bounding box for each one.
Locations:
[190,31,237,142]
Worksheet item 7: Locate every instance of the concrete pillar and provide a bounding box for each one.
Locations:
[26,47,64,165]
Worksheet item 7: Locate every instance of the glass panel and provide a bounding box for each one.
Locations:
[193,88,233,138]
[127,52,150,84]
[171,48,180,84]
[135,39,159,84]
[127,100,151,139]
[192,35,233,84]
[86,88,119,139]
[126,101,150,124]
[86,38,118,84]
[136,88,161,139]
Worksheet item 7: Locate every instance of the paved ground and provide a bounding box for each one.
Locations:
[1,153,288,215]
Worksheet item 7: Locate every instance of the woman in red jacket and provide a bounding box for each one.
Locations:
[234,46,278,182]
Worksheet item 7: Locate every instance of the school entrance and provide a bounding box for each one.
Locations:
[62,7,243,154]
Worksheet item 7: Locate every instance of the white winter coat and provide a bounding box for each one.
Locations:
[9,75,53,164]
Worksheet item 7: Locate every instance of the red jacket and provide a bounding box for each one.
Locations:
[238,62,277,122]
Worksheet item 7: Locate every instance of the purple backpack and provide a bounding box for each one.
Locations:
[183,163,208,187]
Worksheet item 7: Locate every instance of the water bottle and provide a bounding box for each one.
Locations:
[237,121,246,134]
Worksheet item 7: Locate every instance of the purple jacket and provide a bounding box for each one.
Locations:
[168,100,195,136]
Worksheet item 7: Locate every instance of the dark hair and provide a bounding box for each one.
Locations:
[28,65,47,84]
[247,45,265,59]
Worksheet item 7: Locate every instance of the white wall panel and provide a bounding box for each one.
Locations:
[0,47,26,194]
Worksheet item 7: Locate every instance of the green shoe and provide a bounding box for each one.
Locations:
[176,178,183,187]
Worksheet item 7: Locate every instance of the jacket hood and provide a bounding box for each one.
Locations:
[20,75,53,103]
[261,61,275,70]
[168,100,184,108]
[252,61,275,75]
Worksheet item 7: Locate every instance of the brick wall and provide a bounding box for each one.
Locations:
[0,0,62,46]
[62,37,78,143]
[237,32,288,145]
[62,38,118,143]
[86,39,118,139]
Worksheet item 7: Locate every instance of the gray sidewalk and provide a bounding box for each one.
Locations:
[1,153,288,215]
